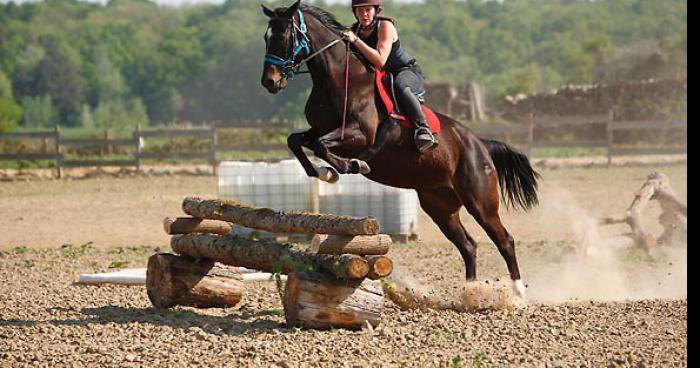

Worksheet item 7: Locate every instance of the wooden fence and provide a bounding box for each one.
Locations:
[471,112,686,163]
[0,114,686,178]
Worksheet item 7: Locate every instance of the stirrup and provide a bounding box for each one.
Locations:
[414,126,437,152]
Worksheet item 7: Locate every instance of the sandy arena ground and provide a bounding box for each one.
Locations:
[0,157,687,367]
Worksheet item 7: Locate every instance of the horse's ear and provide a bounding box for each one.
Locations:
[261,4,275,18]
[282,0,301,18]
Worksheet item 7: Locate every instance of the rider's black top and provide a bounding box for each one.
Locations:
[353,17,416,74]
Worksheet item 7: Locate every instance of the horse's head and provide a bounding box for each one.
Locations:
[261,0,307,94]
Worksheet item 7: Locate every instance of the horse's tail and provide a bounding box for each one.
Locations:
[481,139,540,211]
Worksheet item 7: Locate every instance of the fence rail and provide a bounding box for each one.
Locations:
[471,111,686,162]
[0,115,687,178]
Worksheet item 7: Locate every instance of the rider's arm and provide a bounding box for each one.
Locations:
[353,21,397,69]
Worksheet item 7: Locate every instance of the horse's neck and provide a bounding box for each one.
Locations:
[304,15,377,126]
[304,18,347,93]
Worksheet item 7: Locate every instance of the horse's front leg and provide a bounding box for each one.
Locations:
[287,130,321,178]
[309,126,371,183]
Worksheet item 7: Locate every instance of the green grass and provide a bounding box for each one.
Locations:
[59,242,95,259]
[472,353,505,368]
[0,159,56,169]
[529,147,608,158]
[108,260,130,269]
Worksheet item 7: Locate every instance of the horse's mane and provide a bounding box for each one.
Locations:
[300,4,347,34]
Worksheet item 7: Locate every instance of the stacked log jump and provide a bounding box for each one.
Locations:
[147,197,394,330]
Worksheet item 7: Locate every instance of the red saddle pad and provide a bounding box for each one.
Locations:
[375,70,441,133]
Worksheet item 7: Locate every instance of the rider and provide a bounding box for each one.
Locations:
[341,0,437,152]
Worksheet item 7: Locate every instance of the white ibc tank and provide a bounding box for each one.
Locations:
[218,160,313,212]
[218,160,419,238]
[318,174,419,237]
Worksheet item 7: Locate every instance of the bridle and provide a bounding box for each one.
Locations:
[263,8,351,140]
[264,9,343,78]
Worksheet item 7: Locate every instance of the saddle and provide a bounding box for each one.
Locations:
[375,70,441,134]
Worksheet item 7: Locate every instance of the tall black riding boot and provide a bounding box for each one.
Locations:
[398,86,437,152]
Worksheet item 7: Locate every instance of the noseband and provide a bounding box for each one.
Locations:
[264,9,343,78]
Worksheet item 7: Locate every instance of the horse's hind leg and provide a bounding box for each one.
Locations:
[455,171,526,296]
[417,188,478,280]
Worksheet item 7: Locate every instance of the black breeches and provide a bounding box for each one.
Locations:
[393,64,427,123]
[394,64,426,102]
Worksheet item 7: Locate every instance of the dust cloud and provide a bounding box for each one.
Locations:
[384,185,686,311]
[524,186,687,303]
[384,267,524,312]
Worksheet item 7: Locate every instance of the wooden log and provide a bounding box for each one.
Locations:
[182,197,380,235]
[171,233,369,280]
[146,253,244,308]
[283,272,383,330]
[310,234,391,255]
[163,216,232,236]
[365,255,393,279]
[624,172,687,252]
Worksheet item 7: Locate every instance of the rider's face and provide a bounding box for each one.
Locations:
[354,6,376,27]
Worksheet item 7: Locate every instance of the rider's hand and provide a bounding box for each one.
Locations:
[342,30,358,44]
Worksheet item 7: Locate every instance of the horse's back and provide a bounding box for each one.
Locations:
[363,112,488,190]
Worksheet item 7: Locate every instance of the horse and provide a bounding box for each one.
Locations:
[261,0,540,297]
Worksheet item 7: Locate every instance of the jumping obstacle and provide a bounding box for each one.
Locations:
[147,197,395,330]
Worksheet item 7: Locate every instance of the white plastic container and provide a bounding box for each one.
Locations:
[318,174,419,237]
[218,160,315,237]
[218,160,419,238]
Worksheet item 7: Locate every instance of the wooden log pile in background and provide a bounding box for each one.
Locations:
[600,171,687,254]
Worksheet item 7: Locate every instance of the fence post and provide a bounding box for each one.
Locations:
[210,123,218,175]
[526,113,535,158]
[134,124,142,172]
[606,109,614,166]
[104,129,111,155]
[54,125,62,179]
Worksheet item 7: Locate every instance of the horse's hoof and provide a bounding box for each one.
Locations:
[350,159,371,174]
[316,166,339,184]
[513,279,526,298]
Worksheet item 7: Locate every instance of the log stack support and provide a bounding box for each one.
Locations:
[146,253,244,308]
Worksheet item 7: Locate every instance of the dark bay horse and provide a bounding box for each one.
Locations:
[261,1,539,296]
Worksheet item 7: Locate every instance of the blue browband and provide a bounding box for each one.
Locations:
[264,9,312,78]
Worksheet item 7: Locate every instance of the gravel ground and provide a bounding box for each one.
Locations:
[0,158,687,366]
[0,243,687,367]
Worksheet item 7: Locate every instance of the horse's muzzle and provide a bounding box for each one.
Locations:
[261,70,288,94]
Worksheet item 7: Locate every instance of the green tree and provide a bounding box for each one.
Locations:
[35,37,85,125]
[0,98,22,132]
[80,103,95,128]
[21,95,56,128]
[93,97,148,130]
[0,71,13,99]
